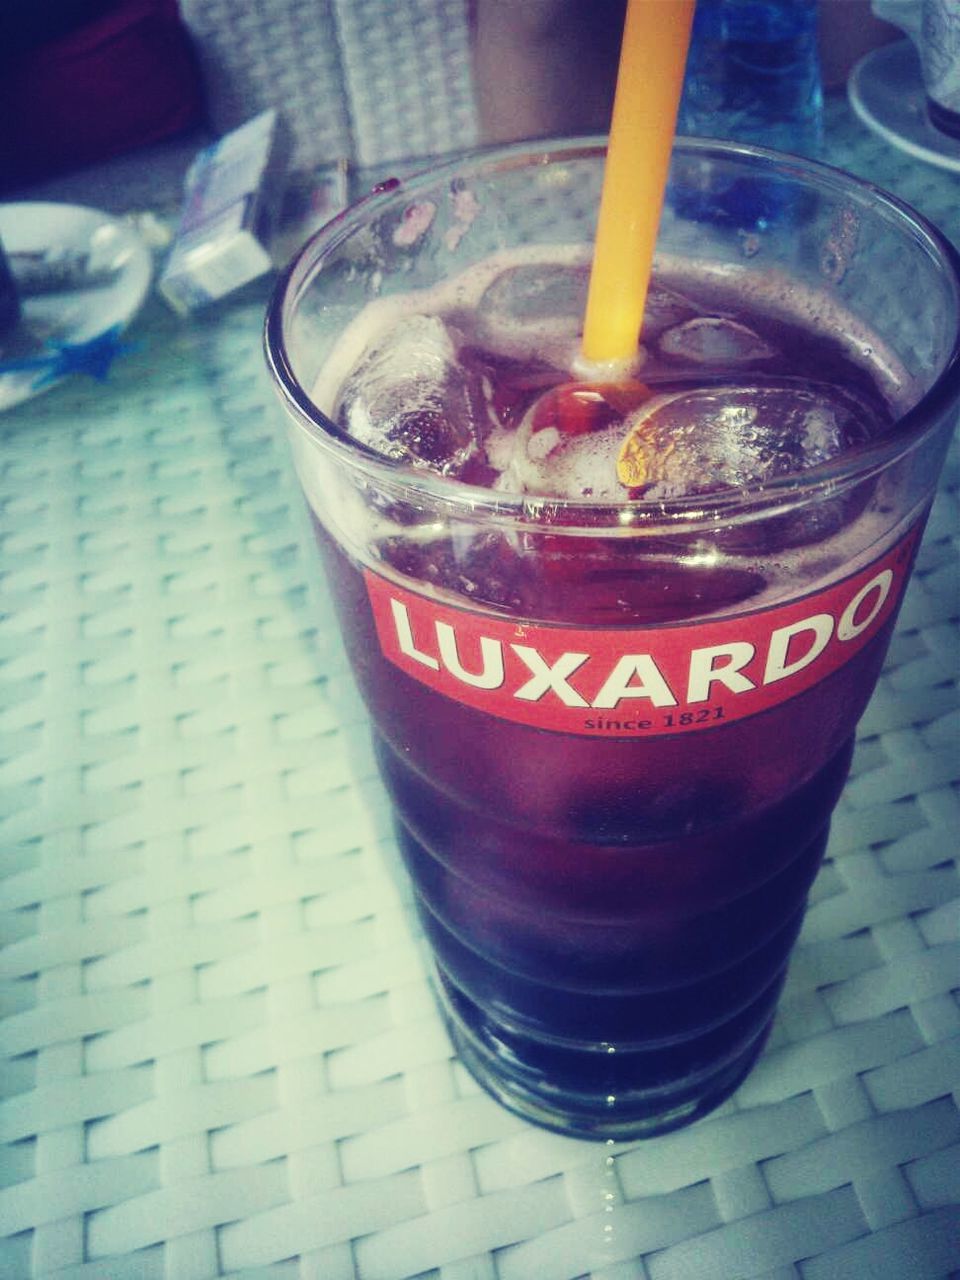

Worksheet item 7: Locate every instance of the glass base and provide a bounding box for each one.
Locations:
[435,967,776,1142]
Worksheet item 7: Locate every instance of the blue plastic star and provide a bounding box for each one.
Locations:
[0,324,136,389]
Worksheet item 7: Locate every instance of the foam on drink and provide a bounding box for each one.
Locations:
[317,251,907,491]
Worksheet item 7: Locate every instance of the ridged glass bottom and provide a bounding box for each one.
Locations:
[377,725,849,1142]
[432,961,780,1140]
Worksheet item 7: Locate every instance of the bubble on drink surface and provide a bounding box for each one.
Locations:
[657,316,776,365]
[336,314,483,475]
[619,383,872,500]
[489,378,640,500]
[496,412,627,501]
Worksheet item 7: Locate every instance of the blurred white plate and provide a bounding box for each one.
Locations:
[848,40,960,174]
[0,202,152,411]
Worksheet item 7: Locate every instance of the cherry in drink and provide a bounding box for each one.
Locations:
[266,141,960,1138]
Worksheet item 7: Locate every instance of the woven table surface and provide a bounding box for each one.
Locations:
[1,99,958,1279]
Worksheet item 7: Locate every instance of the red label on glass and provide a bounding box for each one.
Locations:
[364,529,919,737]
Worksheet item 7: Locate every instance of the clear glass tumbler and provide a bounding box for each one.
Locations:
[266,138,960,1139]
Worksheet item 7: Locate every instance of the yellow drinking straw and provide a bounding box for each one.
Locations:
[580,0,696,368]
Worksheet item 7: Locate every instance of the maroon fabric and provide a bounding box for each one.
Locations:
[0,0,203,190]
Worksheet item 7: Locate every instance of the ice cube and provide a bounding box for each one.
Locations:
[336,314,483,475]
[475,266,699,365]
[620,382,871,500]
[475,262,589,364]
[641,285,699,340]
[657,316,776,365]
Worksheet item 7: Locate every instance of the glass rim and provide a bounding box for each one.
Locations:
[264,135,960,531]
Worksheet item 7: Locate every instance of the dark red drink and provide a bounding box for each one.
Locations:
[266,141,960,1137]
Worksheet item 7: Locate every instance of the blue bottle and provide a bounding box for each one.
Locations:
[678,0,824,158]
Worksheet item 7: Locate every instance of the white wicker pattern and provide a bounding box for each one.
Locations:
[1,98,958,1279]
[179,0,478,169]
